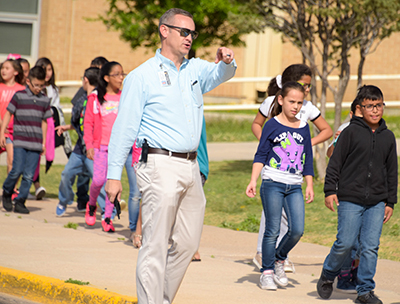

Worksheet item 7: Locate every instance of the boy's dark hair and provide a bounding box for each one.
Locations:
[270,81,305,118]
[355,85,384,104]
[29,66,46,81]
[90,56,108,69]
[84,67,100,86]
[16,58,30,66]
[350,97,359,113]
[35,57,56,89]
[267,64,312,96]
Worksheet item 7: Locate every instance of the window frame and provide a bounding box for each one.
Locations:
[0,0,42,62]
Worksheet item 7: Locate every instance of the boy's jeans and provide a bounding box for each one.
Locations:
[260,179,304,272]
[3,147,40,201]
[58,151,109,214]
[323,200,385,295]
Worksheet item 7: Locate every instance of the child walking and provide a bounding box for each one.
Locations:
[1,67,52,213]
[0,59,25,173]
[84,61,124,232]
[251,64,332,272]
[33,58,72,199]
[246,82,314,290]
[317,85,397,304]
[325,98,363,294]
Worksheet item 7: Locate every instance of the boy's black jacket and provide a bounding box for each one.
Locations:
[324,116,398,208]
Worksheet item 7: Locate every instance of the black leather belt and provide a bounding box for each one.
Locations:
[148,148,197,160]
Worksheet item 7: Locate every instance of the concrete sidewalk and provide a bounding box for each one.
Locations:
[1,141,400,303]
[1,198,400,304]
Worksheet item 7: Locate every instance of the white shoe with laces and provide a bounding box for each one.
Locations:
[35,186,46,200]
[274,260,289,287]
[259,270,277,290]
[284,258,296,273]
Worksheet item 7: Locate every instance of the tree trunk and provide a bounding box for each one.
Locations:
[357,49,366,90]
[309,54,327,181]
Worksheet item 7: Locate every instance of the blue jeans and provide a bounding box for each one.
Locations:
[3,147,40,201]
[126,150,141,231]
[76,171,90,205]
[58,151,109,214]
[260,179,304,272]
[323,201,385,295]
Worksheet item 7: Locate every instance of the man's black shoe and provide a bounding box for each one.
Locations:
[14,200,30,214]
[355,291,382,304]
[317,271,334,299]
[2,190,13,212]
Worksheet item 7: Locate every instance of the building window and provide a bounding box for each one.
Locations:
[0,0,41,60]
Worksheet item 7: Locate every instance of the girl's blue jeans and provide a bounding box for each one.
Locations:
[322,201,385,296]
[125,150,141,232]
[260,179,304,272]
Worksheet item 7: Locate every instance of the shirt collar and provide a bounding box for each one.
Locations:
[25,85,44,97]
[156,48,189,70]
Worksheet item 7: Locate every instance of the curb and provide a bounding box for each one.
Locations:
[0,266,137,304]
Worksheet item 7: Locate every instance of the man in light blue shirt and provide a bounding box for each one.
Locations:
[105,8,236,304]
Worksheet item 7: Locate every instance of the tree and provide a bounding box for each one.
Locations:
[254,0,400,179]
[98,0,264,58]
[355,0,400,89]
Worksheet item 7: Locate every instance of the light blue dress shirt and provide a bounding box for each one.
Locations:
[107,49,237,180]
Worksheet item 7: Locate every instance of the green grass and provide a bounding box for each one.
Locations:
[205,108,400,142]
[64,222,78,230]
[64,278,89,285]
[60,97,72,104]
[204,159,400,261]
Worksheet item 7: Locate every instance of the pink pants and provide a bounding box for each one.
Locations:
[89,145,113,218]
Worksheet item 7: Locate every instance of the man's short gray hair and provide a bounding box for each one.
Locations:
[159,8,194,40]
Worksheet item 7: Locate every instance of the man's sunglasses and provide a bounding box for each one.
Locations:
[162,24,199,40]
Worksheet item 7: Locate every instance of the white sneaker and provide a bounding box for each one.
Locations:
[260,270,277,290]
[253,252,262,269]
[35,186,46,200]
[274,260,289,287]
[284,258,296,273]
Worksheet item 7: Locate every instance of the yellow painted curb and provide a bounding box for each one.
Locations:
[0,266,137,304]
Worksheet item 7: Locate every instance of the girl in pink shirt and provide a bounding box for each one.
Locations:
[84,61,125,232]
[0,59,25,173]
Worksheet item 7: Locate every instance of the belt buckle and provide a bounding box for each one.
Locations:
[186,152,190,160]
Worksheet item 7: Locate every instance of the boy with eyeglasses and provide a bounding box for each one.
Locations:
[317,85,397,304]
[1,66,51,214]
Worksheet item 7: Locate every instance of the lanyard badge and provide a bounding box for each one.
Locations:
[158,64,171,87]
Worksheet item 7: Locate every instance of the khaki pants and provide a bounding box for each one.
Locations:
[136,153,206,304]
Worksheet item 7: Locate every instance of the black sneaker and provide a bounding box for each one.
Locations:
[76,201,87,213]
[2,190,13,212]
[14,200,30,214]
[336,269,357,293]
[317,271,334,299]
[355,291,382,304]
